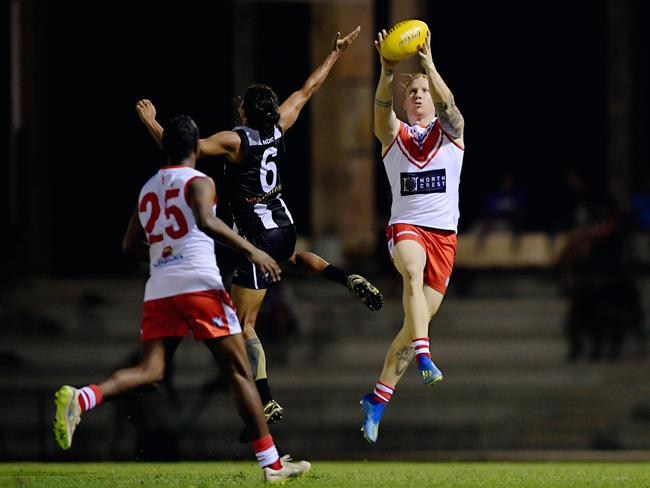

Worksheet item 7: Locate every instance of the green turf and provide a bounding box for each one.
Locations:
[1,462,650,487]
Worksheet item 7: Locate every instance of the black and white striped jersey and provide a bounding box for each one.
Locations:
[226,124,294,237]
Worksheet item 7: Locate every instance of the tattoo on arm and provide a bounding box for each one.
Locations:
[394,346,415,377]
[434,96,465,139]
[374,98,392,108]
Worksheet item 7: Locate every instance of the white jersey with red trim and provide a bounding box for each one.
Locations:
[382,119,464,231]
[138,165,224,301]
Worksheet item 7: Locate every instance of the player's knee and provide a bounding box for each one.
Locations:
[428,308,440,321]
[141,362,165,384]
[233,362,252,381]
[401,262,424,286]
[224,359,251,384]
[242,322,257,338]
[236,308,256,330]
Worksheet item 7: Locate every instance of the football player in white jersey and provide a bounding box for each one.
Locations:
[53,116,310,482]
[360,29,465,443]
[135,27,383,442]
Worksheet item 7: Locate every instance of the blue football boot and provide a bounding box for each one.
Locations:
[417,355,443,386]
[360,393,385,444]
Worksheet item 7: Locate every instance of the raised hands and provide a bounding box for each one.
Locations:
[374,29,398,70]
[135,99,157,125]
[416,30,434,72]
[333,26,361,53]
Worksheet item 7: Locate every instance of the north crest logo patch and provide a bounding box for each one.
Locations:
[400,169,446,195]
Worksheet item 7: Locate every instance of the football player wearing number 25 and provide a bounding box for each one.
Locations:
[54,116,311,482]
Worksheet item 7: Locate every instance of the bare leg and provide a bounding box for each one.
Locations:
[53,337,182,450]
[231,285,268,345]
[203,334,269,441]
[378,325,414,386]
[231,284,270,384]
[230,283,283,425]
[361,249,445,443]
[392,240,429,339]
[98,337,182,399]
[376,286,444,387]
[423,285,445,323]
[290,252,383,311]
[289,251,329,274]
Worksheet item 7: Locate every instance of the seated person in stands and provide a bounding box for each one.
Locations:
[476,173,527,235]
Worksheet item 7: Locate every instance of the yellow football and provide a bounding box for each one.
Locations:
[380,19,429,62]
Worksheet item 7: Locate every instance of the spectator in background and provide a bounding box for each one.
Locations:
[557,182,645,361]
[553,171,594,231]
[631,182,650,231]
[475,173,527,235]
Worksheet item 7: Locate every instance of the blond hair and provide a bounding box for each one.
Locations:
[399,72,429,100]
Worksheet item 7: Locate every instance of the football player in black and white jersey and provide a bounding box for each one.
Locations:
[136,26,382,440]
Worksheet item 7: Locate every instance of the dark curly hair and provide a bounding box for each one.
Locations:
[241,84,280,133]
[161,115,199,162]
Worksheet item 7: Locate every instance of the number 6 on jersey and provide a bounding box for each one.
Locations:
[260,147,278,193]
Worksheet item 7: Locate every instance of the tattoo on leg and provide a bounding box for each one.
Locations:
[394,346,415,376]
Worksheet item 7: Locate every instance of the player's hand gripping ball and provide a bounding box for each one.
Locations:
[380,19,429,61]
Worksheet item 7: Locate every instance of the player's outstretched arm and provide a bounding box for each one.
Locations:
[373,29,400,149]
[188,177,282,281]
[121,204,149,261]
[135,99,241,161]
[136,99,164,148]
[417,31,464,146]
[197,131,241,161]
[278,26,361,132]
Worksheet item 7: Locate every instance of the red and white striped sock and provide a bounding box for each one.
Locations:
[252,434,282,470]
[77,385,103,412]
[372,381,394,404]
[412,337,431,359]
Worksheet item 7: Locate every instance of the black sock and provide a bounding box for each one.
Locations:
[255,378,273,406]
[323,264,349,286]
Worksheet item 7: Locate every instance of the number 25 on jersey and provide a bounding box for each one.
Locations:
[139,189,189,244]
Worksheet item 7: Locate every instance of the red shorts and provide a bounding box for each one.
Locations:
[386,223,457,294]
[141,289,241,342]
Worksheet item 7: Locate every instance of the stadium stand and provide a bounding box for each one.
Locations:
[1,231,648,460]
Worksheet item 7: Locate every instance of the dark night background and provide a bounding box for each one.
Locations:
[4,0,650,278]
[3,0,650,465]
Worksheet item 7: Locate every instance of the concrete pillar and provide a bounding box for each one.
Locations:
[231,1,255,108]
[10,0,50,276]
[310,1,376,258]
[607,0,632,207]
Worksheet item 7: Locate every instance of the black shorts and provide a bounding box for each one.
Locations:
[232,225,297,290]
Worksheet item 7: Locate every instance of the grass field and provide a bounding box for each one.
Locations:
[2,462,650,487]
